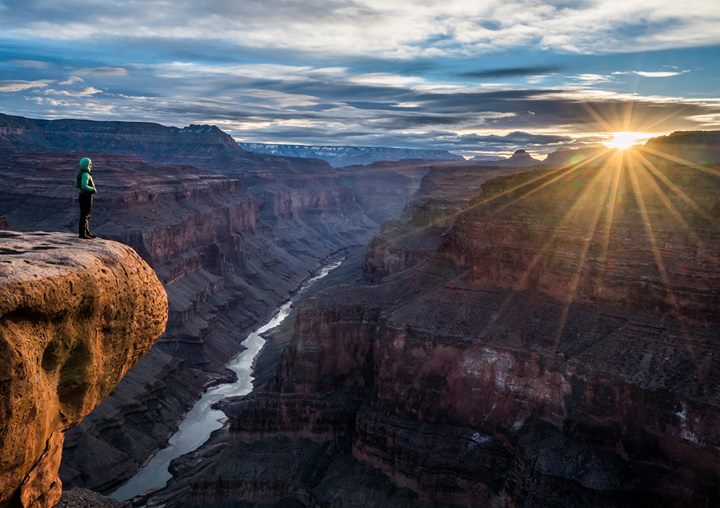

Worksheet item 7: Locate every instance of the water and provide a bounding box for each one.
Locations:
[110,260,343,501]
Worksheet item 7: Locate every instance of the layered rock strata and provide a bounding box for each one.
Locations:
[0,114,427,493]
[0,231,167,508]
[149,151,720,507]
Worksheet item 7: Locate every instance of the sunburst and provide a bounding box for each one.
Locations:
[603,131,646,150]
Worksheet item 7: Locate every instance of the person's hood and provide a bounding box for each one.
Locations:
[79,157,92,173]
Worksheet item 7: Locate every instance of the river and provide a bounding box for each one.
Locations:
[110,259,344,501]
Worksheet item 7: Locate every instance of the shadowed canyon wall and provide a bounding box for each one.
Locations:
[146,149,720,507]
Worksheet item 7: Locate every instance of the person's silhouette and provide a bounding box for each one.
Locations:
[75,157,97,239]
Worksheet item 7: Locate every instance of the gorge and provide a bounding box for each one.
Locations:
[1,113,719,507]
[145,146,720,507]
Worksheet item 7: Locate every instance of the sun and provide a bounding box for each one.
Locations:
[604,131,645,150]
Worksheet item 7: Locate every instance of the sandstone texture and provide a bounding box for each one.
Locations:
[148,149,720,507]
[0,231,167,507]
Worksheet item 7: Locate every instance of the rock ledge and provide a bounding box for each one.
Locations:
[0,231,167,507]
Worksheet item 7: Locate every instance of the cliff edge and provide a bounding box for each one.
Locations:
[0,231,167,508]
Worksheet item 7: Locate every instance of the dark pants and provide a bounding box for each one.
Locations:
[79,192,93,237]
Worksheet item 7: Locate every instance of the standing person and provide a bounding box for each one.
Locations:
[75,157,97,239]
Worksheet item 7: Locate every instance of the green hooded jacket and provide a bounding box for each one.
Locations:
[75,157,97,194]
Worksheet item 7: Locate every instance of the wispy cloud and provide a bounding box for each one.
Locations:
[7,59,48,69]
[44,86,102,97]
[77,66,127,76]
[0,80,50,92]
[613,70,690,78]
[59,76,84,85]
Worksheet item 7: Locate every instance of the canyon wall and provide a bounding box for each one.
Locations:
[147,150,720,507]
[0,231,167,508]
[0,114,427,494]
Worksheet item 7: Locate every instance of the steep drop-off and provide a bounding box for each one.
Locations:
[148,149,720,507]
[0,231,167,508]
[0,114,428,493]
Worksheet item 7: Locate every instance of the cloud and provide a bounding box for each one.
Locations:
[460,66,562,79]
[7,59,48,69]
[613,70,690,78]
[574,73,613,84]
[44,86,103,97]
[0,1,717,157]
[59,75,84,85]
[4,58,717,153]
[77,66,127,76]
[1,1,719,57]
[0,79,50,92]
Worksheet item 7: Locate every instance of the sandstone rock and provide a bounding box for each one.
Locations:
[0,231,167,507]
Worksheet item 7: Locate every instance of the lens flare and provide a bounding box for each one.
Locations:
[604,131,644,150]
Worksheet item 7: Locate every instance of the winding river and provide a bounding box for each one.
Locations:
[110,260,343,501]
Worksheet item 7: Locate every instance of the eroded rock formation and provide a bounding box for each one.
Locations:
[0,231,167,508]
[0,113,428,493]
[148,149,720,507]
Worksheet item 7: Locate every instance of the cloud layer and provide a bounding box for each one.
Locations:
[2,0,720,57]
[0,0,719,155]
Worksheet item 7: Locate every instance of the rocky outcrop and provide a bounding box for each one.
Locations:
[0,113,243,161]
[0,114,426,494]
[644,130,720,164]
[0,231,167,508]
[363,164,537,282]
[148,150,720,507]
[499,148,540,166]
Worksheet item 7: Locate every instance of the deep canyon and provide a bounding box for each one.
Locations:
[1,113,720,507]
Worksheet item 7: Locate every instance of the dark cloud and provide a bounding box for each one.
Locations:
[455,131,572,146]
[460,66,563,78]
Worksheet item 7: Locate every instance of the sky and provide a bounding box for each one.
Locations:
[1,0,720,157]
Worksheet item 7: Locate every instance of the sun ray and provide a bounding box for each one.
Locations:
[638,145,720,178]
[600,152,624,264]
[378,151,609,254]
[552,151,619,347]
[622,100,635,132]
[581,101,616,132]
[626,155,701,362]
[480,151,608,217]
[643,105,689,133]
[633,155,719,267]
[479,157,613,341]
[633,150,720,231]
[626,155,685,317]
